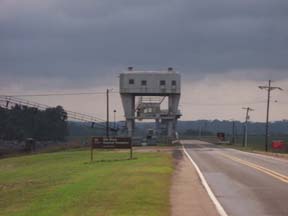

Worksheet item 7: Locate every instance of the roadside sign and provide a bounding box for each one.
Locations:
[90,136,132,161]
[217,133,225,141]
[272,140,284,149]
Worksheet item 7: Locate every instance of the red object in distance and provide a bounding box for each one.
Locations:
[272,140,284,149]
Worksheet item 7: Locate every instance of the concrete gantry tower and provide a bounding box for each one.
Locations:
[119,67,181,139]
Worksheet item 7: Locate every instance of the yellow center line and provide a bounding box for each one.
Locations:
[219,152,288,184]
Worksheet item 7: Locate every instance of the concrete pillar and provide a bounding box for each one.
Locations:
[167,95,180,138]
[168,95,180,114]
[120,94,135,137]
[167,120,174,138]
[155,118,160,135]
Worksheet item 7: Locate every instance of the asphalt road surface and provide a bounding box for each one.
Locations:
[182,140,288,216]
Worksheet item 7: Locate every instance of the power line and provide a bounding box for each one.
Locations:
[180,101,267,106]
[180,98,288,106]
[0,96,117,130]
[0,91,119,97]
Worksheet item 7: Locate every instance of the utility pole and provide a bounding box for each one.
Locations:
[242,107,254,147]
[106,89,109,138]
[259,80,283,152]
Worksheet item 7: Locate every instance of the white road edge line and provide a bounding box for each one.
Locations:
[182,144,229,216]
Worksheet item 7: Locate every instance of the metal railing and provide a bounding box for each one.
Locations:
[0,95,115,130]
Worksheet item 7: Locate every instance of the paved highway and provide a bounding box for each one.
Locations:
[182,140,288,216]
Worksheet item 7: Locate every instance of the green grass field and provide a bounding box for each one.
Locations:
[185,135,288,154]
[228,135,288,153]
[0,149,173,216]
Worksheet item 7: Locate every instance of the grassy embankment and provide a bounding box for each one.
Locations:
[0,149,173,216]
[224,135,288,155]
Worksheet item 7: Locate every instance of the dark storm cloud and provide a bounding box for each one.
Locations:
[0,0,288,88]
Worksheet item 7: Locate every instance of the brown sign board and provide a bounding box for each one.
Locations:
[91,137,131,149]
[90,136,132,161]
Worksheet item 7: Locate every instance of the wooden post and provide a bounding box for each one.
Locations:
[130,147,133,159]
[90,146,93,162]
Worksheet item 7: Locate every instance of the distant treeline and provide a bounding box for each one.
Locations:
[40,119,288,139]
[0,105,68,141]
[68,121,106,137]
[120,120,288,136]
[177,120,288,136]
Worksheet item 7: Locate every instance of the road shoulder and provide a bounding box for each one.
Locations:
[170,149,219,216]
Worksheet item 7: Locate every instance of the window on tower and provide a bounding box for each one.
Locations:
[141,80,147,86]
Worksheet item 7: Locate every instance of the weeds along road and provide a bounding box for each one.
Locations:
[182,140,288,216]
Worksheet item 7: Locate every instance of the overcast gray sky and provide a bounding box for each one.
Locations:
[1,0,288,121]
